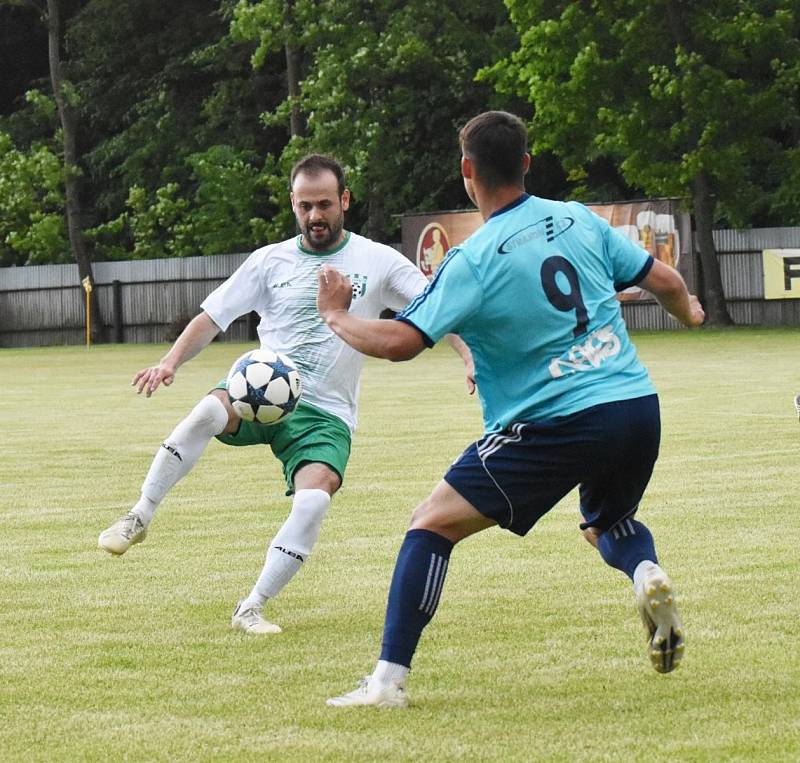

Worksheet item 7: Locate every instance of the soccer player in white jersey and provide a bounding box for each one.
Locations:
[98,154,473,635]
[317,112,705,707]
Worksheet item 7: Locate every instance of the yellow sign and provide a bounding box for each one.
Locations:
[762,249,800,299]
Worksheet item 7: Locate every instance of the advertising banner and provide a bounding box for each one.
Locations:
[401,209,482,277]
[586,199,693,300]
[401,199,693,300]
[762,249,800,299]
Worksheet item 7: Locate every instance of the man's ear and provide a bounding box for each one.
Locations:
[341,188,351,211]
[522,153,532,175]
[461,155,473,180]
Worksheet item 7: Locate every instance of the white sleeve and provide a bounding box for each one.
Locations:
[200,249,269,331]
[379,246,429,311]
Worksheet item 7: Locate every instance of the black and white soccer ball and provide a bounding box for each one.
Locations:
[226,349,302,425]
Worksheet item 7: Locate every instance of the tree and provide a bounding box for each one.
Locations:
[3,0,105,338]
[64,0,288,257]
[485,0,800,326]
[0,125,68,266]
[44,0,106,337]
[232,0,522,242]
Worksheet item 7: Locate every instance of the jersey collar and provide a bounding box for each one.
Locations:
[296,230,351,256]
[488,193,530,221]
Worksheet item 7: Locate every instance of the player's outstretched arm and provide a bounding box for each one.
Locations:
[132,311,221,397]
[317,266,425,361]
[638,259,705,328]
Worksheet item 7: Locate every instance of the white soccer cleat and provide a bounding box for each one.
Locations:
[326,676,408,708]
[231,602,282,634]
[793,395,800,421]
[98,512,147,555]
[637,568,685,673]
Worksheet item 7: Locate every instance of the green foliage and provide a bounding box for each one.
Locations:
[0,130,68,266]
[486,1,800,224]
[233,0,521,240]
[87,145,274,259]
[67,0,287,251]
[7,0,798,267]
[1,0,525,262]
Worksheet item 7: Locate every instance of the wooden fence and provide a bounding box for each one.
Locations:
[0,253,253,347]
[1,228,800,348]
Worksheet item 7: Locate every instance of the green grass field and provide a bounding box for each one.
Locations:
[1,328,799,761]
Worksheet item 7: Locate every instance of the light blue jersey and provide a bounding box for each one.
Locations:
[398,194,657,433]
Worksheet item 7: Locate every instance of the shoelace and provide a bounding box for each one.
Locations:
[237,606,262,624]
[120,513,143,539]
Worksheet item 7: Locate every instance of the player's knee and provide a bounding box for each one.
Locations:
[409,496,435,529]
[208,389,240,433]
[293,463,341,495]
[582,526,601,548]
[408,497,466,543]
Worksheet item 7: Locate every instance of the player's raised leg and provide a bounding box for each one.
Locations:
[579,394,684,673]
[327,481,494,707]
[231,462,337,634]
[98,391,235,555]
[588,519,685,673]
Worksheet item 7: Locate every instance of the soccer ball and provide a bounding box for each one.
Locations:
[226,349,302,424]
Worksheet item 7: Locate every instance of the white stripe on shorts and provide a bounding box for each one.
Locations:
[477,422,526,461]
[474,422,527,530]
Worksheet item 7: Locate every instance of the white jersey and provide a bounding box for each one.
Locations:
[201,231,428,432]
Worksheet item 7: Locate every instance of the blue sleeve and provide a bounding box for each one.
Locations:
[603,219,654,290]
[396,248,481,344]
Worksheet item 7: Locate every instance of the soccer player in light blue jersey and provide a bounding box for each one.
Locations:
[318,111,705,708]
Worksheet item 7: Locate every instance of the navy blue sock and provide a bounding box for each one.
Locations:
[380,529,454,668]
[597,518,658,580]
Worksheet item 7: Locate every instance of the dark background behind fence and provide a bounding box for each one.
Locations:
[1,228,800,348]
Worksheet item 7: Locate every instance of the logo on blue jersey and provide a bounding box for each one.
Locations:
[548,325,621,379]
[498,216,575,254]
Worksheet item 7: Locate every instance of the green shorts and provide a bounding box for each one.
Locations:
[214,385,351,493]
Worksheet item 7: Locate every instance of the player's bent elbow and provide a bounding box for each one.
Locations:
[382,334,423,362]
[377,322,425,362]
[384,342,420,362]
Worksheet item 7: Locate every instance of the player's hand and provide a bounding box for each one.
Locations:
[317,265,353,319]
[132,363,176,397]
[686,295,705,327]
[465,359,476,395]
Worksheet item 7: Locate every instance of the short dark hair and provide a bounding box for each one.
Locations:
[290,154,346,196]
[459,111,528,189]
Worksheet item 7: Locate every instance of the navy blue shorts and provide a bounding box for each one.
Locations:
[444,395,660,536]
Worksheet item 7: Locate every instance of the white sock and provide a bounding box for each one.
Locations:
[131,395,229,526]
[633,560,660,596]
[373,660,409,686]
[242,489,331,609]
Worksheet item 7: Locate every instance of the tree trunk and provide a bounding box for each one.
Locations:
[664,0,732,326]
[284,0,305,138]
[366,183,387,242]
[46,0,105,342]
[692,171,733,325]
[285,41,305,138]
